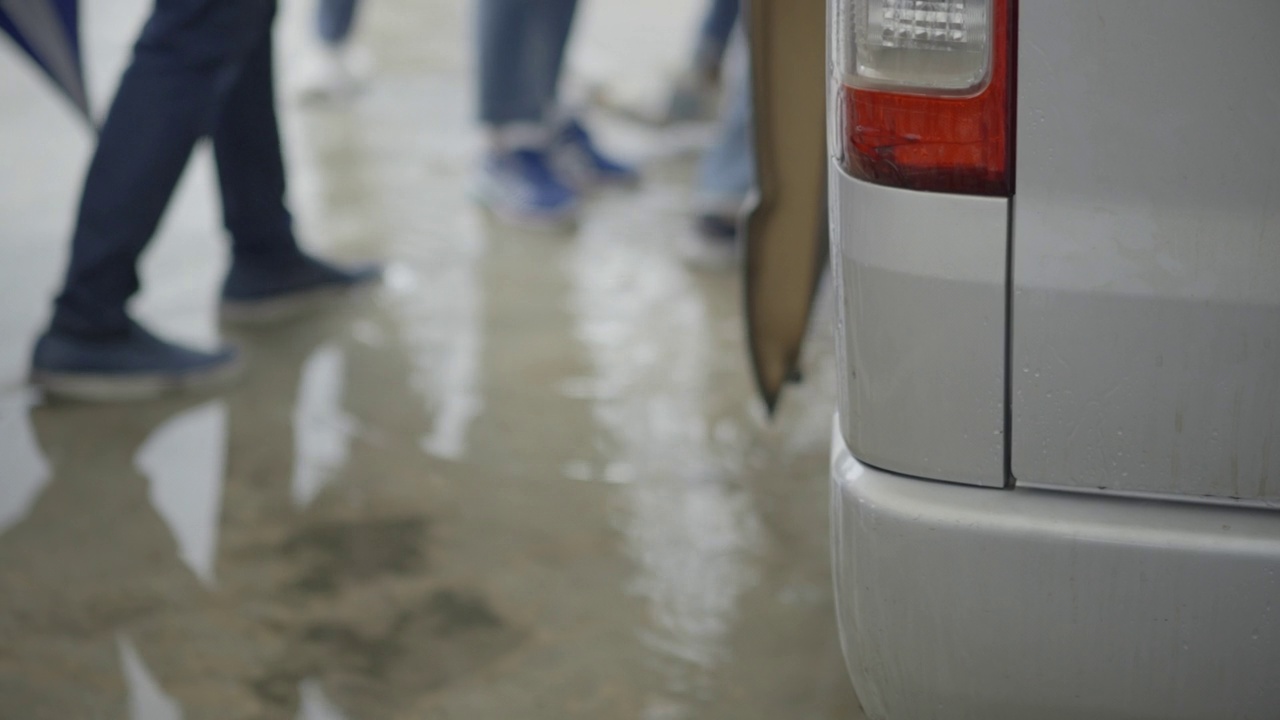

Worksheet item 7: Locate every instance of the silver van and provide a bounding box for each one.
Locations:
[747,1,1280,718]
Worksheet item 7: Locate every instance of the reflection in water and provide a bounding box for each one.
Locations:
[118,635,183,720]
[0,393,49,536]
[404,248,484,461]
[569,200,763,713]
[0,289,520,718]
[292,344,355,509]
[295,678,352,720]
[0,398,235,719]
[136,400,227,586]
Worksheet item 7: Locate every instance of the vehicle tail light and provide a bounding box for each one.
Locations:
[831,0,1015,196]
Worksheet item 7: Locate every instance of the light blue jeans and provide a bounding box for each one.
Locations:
[317,0,359,46]
[476,0,578,126]
[697,37,755,213]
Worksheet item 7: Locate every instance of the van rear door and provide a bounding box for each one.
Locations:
[1011,0,1280,504]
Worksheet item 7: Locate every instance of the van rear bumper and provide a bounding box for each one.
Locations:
[831,423,1280,720]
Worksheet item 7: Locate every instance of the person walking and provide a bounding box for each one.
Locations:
[475,0,638,225]
[30,0,379,402]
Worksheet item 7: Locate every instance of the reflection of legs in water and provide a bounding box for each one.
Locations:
[217,303,523,719]
[0,399,262,718]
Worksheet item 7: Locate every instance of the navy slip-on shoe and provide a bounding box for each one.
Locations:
[220,254,382,326]
[31,322,242,402]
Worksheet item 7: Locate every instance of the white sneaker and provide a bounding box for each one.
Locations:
[296,43,370,104]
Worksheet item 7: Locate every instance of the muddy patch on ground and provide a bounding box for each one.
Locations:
[282,517,429,594]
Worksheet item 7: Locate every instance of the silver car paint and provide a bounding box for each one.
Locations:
[828,1,1280,716]
[831,170,1007,487]
[1011,0,1280,503]
[832,430,1280,720]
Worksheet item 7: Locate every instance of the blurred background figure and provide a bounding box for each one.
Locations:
[684,15,754,269]
[665,0,739,124]
[296,0,372,102]
[475,0,639,227]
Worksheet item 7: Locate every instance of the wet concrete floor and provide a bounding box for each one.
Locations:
[0,1,863,718]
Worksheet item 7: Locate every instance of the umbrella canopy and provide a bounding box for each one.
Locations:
[0,0,89,119]
[743,0,829,413]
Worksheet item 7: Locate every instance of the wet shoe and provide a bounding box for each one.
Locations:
[476,148,579,227]
[30,322,242,402]
[549,119,640,190]
[682,213,741,270]
[221,254,382,326]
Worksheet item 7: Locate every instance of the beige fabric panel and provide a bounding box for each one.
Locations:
[744,0,829,411]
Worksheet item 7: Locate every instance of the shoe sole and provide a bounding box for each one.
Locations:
[31,355,245,403]
[220,280,375,327]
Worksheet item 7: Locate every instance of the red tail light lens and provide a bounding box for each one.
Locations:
[832,0,1015,196]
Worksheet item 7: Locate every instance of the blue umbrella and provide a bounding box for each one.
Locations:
[0,0,90,120]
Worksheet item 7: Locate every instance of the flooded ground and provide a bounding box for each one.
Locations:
[0,1,863,718]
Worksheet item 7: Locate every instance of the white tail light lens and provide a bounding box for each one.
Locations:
[838,0,993,94]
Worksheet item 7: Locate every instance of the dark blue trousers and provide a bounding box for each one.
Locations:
[53,0,300,337]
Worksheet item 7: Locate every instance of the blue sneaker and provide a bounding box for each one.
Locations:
[549,119,640,190]
[31,321,242,402]
[477,148,579,226]
[221,253,382,326]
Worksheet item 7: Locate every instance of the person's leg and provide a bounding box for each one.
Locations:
[316,0,359,47]
[535,0,578,118]
[686,37,754,268]
[477,0,543,130]
[696,53,754,215]
[534,0,638,189]
[475,0,578,224]
[664,0,740,123]
[696,0,739,72]
[213,15,299,266]
[50,0,275,338]
[213,19,380,324]
[34,0,276,398]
